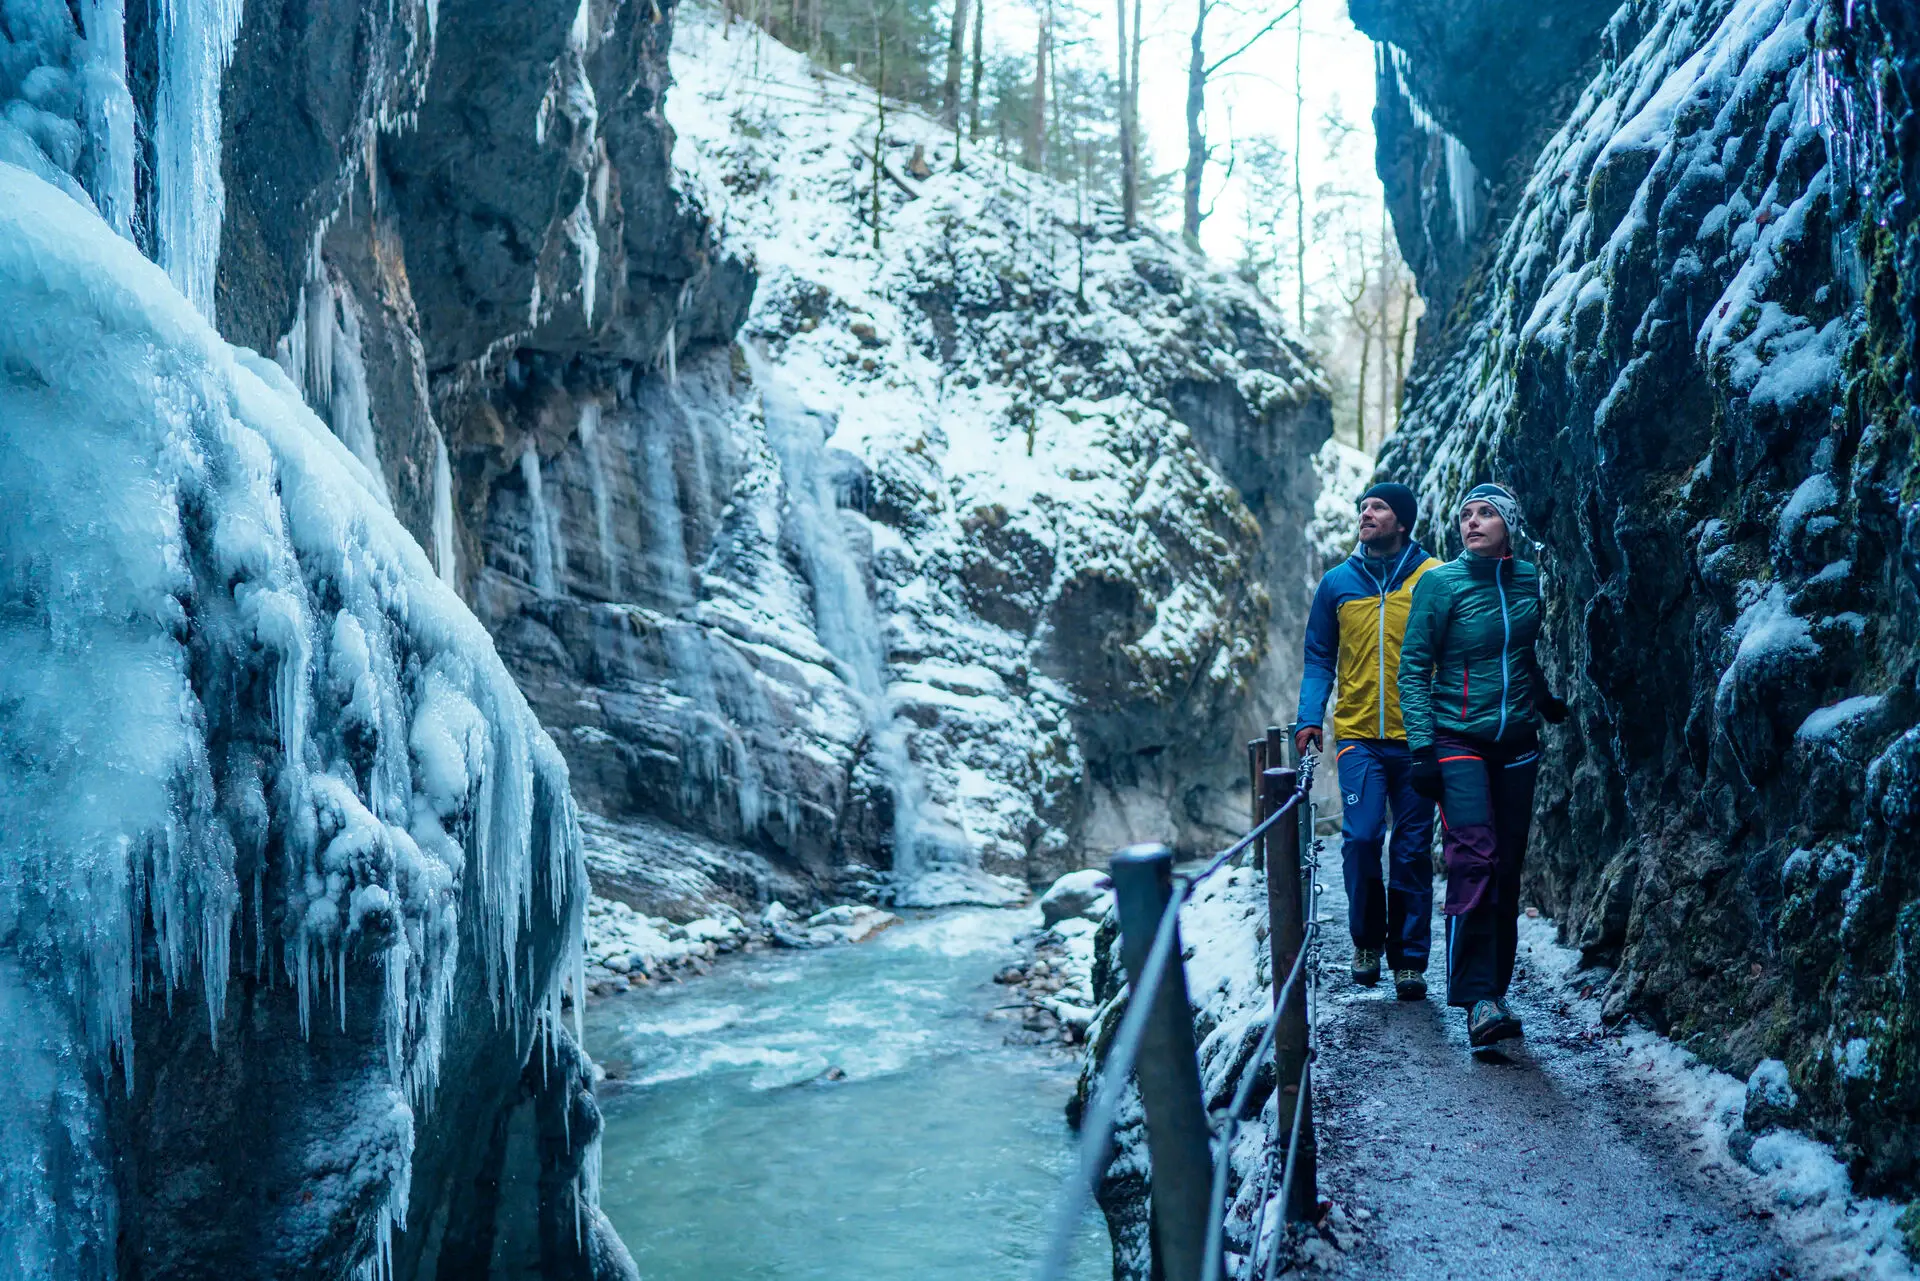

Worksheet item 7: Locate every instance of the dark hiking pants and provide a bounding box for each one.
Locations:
[1335,739,1435,969]
[1437,733,1540,1009]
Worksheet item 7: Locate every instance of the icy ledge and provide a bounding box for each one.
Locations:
[0,164,586,1276]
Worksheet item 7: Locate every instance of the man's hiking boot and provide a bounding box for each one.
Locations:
[1393,969,1427,1001]
[1468,999,1522,1047]
[1350,948,1381,986]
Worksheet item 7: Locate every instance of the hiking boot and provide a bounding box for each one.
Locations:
[1393,969,1427,1001]
[1468,999,1522,1048]
[1350,948,1381,986]
[1494,997,1523,1036]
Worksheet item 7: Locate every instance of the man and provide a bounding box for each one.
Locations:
[1294,482,1441,999]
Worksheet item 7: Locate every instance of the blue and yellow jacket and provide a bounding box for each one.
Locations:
[1295,542,1440,744]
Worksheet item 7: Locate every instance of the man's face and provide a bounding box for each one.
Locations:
[1357,497,1405,545]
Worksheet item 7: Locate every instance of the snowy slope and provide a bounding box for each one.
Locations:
[613,7,1329,898]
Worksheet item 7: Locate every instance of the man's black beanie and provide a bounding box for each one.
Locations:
[1359,482,1418,533]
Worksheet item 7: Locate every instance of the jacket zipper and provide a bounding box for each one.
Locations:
[1376,545,1412,738]
[1495,557,1512,741]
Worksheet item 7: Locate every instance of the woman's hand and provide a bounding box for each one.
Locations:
[1410,746,1442,801]
[1538,695,1569,724]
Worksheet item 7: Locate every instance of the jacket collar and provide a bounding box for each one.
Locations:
[1349,541,1428,589]
[1458,549,1514,577]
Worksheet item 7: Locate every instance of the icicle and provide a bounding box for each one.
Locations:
[566,197,600,324]
[520,446,559,596]
[328,293,394,508]
[577,404,619,596]
[81,0,137,240]
[432,433,459,585]
[154,0,247,320]
[1445,135,1483,244]
[304,248,336,407]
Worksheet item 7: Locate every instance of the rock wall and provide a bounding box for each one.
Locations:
[1358,0,1920,1197]
[491,11,1333,910]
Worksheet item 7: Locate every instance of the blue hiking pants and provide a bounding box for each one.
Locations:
[1335,739,1435,969]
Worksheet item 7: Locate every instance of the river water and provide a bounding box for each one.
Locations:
[586,908,1111,1279]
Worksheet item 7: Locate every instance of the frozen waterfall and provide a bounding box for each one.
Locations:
[744,348,1019,908]
[0,165,586,1280]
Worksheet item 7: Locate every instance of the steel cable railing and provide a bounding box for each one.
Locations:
[1037,743,1321,1281]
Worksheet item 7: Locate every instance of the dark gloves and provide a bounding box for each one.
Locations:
[1538,694,1569,725]
[1410,746,1443,802]
[1294,725,1323,757]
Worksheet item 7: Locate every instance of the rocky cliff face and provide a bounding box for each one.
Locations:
[1358,0,1920,1198]
[473,10,1332,920]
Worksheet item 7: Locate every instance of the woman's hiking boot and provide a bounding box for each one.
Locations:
[1393,969,1427,1001]
[1468,999,1522,1047]
[1350,948,1381,986]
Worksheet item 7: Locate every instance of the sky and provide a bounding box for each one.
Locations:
[983,0,1384,270]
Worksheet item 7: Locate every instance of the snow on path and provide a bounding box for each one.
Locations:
[1309,841,1916,1280]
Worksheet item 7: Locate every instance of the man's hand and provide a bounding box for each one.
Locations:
[1294,725,1323,757]
[1410,746,1443,802]
[1538,694,1569,724]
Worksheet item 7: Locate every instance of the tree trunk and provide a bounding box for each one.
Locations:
[943,0,972,129]
[1025,12,1049,172]
[1393,276,1414,421]
[1355,326,1371,449]
[1182,0,1207,248]
[1292,6,1306,332]
[1121,0,1136,210]
[969,0,986,140]
[1376,226,1391,447]
[1116,0,1136,230]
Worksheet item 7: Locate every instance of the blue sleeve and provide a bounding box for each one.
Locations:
[1295,573,1339,730]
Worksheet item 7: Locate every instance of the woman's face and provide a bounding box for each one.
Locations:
[1459,500,1510,556]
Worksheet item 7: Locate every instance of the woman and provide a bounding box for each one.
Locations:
[1396,483,1567,1049]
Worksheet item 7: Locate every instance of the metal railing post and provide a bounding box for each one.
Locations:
[1289,725,1315,873]
[1108,843,1217,1281]
[1262,768,1317,1222]
[1247,738,1267,830]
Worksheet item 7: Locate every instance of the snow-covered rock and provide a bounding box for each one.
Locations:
[1038,869,1115,927]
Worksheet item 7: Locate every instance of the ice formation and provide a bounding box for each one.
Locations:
[0,163,584,1278]
[153,0,246,318]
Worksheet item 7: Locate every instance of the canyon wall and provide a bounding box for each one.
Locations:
[1356,0,1920,1195]
[1,0,1334,1274]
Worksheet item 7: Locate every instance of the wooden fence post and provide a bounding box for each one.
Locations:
[1108,843,1218,1281]
[1262,767,1317,1222]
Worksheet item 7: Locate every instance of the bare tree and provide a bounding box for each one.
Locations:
[969,0,986,140]
[1292,4,1306,330]
[1183,0,1300,247]
[1338,226,1378,448]
[1115,0,1137,230]
[1024,0,1051,172]
[942,0,973,129]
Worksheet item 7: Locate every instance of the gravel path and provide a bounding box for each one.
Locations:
[1304,846,1798,1281]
